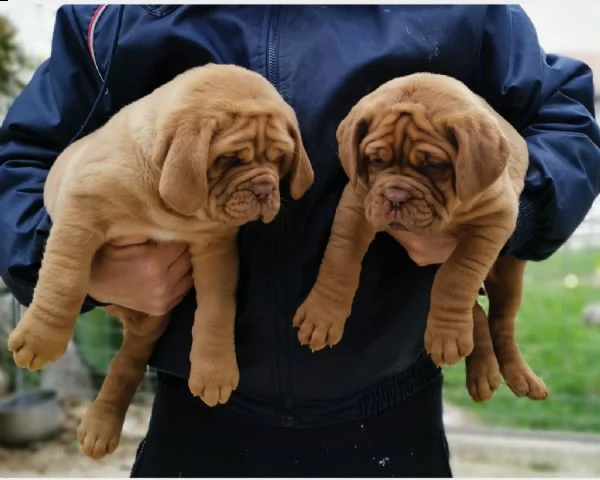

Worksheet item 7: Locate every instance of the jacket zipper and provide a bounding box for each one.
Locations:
[265,5,294,422]
[266,7,281,90]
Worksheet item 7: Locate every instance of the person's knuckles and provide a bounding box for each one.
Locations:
[149,281,172,301]
[142,257,168,279]
[152,295,174,316]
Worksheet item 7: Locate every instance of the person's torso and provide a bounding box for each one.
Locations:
[82,4,490,426]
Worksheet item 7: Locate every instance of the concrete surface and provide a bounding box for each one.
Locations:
[447,425,600,477]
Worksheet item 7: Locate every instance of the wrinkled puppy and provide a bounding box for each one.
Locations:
[293,73,547,403]
[8,63,314,458]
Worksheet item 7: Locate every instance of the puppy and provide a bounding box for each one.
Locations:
[293,73,547,403]
[8,64,314,458]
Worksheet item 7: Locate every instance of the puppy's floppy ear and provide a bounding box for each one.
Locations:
[156,120,216,215]
[287,122,315,200]
[445,109,510,203]
[336,106,370,188]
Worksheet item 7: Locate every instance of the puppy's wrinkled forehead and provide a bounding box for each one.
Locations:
[359,106,455,169]
[170,65,298,157]
[357,74,479,160]
[176,64,291,116]
[210,113,296,162]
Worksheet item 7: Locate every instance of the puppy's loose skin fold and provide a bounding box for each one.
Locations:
[293,73,547,404]
[8,64,314,459]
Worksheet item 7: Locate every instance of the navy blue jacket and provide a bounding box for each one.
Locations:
[1,5,599,427]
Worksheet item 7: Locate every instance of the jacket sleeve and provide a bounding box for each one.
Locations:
[476,5,600,261]
[0,6,108,310]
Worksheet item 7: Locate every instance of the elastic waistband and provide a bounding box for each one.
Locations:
[156,353,441,429]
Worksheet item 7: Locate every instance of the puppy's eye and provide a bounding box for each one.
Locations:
[420,157,448,173]
[217,156,242,168]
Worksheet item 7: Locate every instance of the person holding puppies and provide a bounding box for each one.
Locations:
[1,5,599,478]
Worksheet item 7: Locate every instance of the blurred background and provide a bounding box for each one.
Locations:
[0,2,599,477]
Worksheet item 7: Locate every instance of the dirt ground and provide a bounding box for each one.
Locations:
[0,398,147,477]
[0,438,139,477]
[0,399,578,478]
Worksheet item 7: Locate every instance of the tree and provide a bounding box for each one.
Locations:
[0,14,32,115]
[0,14,32,393]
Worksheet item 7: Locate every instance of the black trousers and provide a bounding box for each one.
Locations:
[131,374,452,478]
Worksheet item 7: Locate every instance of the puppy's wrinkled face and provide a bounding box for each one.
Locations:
[155,64,314,226]
[204,114,297,225]
[337,73,509,235]
[360,109,455,234]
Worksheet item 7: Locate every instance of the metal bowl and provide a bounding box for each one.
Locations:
[0,389,63,446]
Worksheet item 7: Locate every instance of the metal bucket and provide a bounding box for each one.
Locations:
[0,388,63,446]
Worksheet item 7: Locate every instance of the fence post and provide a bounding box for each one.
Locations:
[11,295,23,392]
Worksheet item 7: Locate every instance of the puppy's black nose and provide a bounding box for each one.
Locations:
[252,181,274,201]
[384,188,411,208]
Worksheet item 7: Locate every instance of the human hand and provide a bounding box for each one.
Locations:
[387,230,457,266]
[89,236,193,316]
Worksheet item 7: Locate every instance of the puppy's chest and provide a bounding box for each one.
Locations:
[106,223,192,243]
[106,210,219,243]
[148,229,180,242]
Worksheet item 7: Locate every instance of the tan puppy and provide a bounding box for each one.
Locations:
[293,73,547,403]
[8,63,314,458]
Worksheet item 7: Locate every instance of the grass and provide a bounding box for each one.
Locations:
[73,309,122,376]
[443,247,600,433]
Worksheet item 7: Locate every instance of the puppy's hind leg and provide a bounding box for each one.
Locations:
[77,309,169,459]
[104,305,164,337]
[8,212,105,371]
[485,255,548,400]
[465,301,501,402]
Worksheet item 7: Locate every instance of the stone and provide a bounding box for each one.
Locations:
[583,304,600,326]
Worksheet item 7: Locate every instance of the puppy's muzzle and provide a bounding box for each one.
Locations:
[383,187,412,210]
[251,180,275,202]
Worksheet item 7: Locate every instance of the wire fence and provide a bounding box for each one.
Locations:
[0,298,158,403]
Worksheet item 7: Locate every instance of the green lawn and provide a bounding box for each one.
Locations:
[443,247,600,433]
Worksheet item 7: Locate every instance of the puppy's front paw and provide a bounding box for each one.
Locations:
[465,353,501,403]
[502,362,548,400]
[188,354,240,407]
[424,318,474,366]
[292,292,347,352]
[77,403,123,460]
[8,310,71,370]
